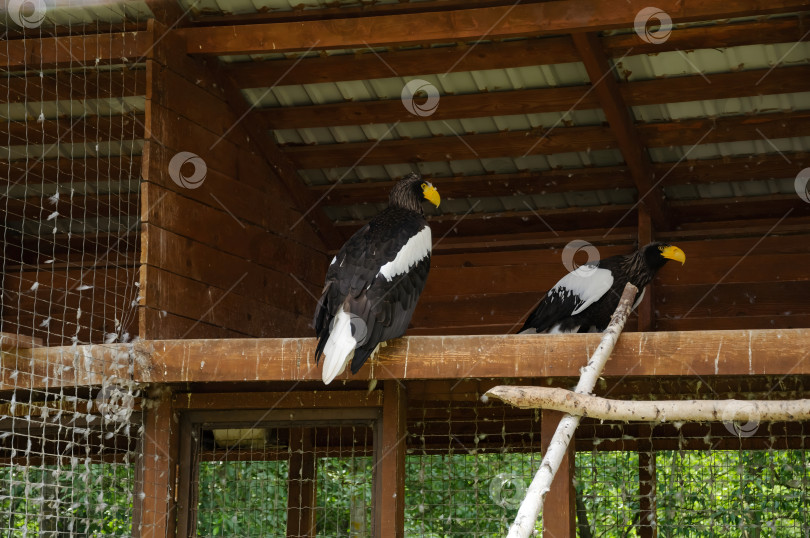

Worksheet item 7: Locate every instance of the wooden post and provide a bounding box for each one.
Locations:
[541,410,576,538]
[637,206,655,332]
[136,387,178,538]
[375,381,407,538]
[638,429,657,538]
[287,427,317,537]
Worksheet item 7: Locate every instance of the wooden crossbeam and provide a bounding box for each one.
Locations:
[258,64,810,130]
[1,156,143,185]
[283,110,810,171]
[1,32,151,70]
[4,329,807,391]
[0,114,145,146]
[176,0,810,55]
[226,17,806,88]
[1,70,146,104]
[310,152,810,207]
[573,32,669,230]
[283,126,617,169]
[311,166,633,206]
[226,36,578,87]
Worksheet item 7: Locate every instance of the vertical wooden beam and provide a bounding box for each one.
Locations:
[541,409,576,538]
[637,206,655,332]
[376,381,407,538]
[287,427,318,537]
[136,387,178,538]
[572,32,670,231]
[638,449,657,537]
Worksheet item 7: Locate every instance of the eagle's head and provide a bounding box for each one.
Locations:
[644,242,686,270]
[390,172,441,213]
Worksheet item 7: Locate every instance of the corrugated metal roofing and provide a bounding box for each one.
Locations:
[1,0,151,30]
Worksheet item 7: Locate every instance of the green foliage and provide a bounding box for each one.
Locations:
[0,462,133,537]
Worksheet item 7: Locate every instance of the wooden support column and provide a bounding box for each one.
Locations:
[638,445,657,537]
[541,410,576,538]
[637,206,655,332]
[376,381,407,538]
[287,427,318,537]
[135,387,178,538]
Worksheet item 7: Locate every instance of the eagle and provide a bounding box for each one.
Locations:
[519,242,685,334]
[314,173,440,384]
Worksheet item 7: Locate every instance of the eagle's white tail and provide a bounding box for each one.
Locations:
[322,308,356,385]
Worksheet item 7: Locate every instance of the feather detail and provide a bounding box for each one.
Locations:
[321,307,356,385]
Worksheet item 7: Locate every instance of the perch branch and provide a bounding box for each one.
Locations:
[506,282,639,538]
[485,386,810,422]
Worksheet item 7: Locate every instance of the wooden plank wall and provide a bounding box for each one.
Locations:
[411,233,810,335]
[138,21,327,339]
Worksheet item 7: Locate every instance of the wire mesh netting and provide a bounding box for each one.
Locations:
[192,421,375,537]
[2,4,147,536]
[405,389,544,536]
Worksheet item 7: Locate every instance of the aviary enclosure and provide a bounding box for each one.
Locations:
[1,0,810,536]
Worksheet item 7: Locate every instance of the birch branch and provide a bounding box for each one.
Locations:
[506,282,639,538]
[486,386,810,423]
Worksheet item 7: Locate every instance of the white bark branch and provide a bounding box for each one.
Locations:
[506,282,639,538]
[486,386,810,423]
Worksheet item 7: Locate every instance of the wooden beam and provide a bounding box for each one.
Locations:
[639,110,810,148]
[1,157,142,186]
[376,381,406,538]
[258,64,808,130]
[604,16,810,57]
[1,69,146,103]
[226,36,578,87]
[6,329,806,391]
[312,166,633,206]
[145,0,190,27]
[177,0,810,55]
[283,126,617,169]
[287,427,317,537]
[573,32,669,230]
[672,194,810,224]
[637,206,655,332]
[638,444,657,538]
[173,390,382,409]
[261,85,600,129]
[135,387,177,538]
[1,32,151,70]
[541,409,576,538]
[0,114,144,146]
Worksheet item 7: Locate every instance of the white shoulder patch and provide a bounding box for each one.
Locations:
[330,255,337,266]
[378,226,432,281]
[552,266,614,316]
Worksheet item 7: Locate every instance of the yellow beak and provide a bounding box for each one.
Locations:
[422,183,441,208]
[661,245,686,265]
